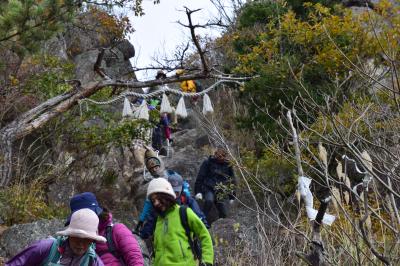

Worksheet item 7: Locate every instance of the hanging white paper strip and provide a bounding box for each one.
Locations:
[160,93,173,114]
[202,93,214,115]
[298,176,336,225]
[176,97,188,118]
[122,97,133,117]
[133,100,149,120]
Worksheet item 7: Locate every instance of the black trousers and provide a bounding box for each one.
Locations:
[203,190,228,220]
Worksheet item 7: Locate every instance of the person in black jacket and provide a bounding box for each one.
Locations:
[194,147,236,222]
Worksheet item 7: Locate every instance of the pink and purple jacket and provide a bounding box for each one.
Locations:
[96,213,144,266]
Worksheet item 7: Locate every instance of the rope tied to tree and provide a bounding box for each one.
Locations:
[79,79,243,105]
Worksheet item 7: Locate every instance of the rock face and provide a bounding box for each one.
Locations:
[42,33,69,60]
[64,12,136,85]
[210,218,245,265]
[0,219,64,258]
[210,217,259,265]
[134,235,151,266]
[163,109,213,183]
[27,11,139,213]
[47,144,140,216]
[164,128,208,181]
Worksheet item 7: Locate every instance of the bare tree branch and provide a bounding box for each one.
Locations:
[358,179,391,265]
[182,7,209,73]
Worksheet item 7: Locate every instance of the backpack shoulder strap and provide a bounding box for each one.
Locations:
[106,224,117,256]
[179,206,196,259]
[42,237,63,265]
[179,205,189,233]
[105,224,127,265]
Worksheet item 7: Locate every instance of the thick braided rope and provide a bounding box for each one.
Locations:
[80,79,242,105]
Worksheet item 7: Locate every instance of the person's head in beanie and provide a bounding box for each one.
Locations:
[144,149,165,177]
[147,178,176,213]
[65,192,103,226]
[167,171,183,198]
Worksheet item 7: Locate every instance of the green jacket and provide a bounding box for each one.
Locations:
[153,204,213,266]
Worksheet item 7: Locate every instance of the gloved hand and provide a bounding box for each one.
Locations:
[195,193,203,200]
[133,221,143,234]
[229,199,235,205]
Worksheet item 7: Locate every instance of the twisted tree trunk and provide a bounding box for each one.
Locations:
[0,135,13,186]
[0,81,100,186]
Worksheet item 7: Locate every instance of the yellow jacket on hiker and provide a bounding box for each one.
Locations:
[176,69,197,93]
[180,80,197,93]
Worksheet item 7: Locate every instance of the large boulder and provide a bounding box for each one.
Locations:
[73,49,102,84]
[116,39,135,60]
[103,47,136,80]
[164,128,210,181]
[64,13,116,57]
[73,46,136,85]
[133,235,151,266]
[47,145,138,210]
[0,219,64,258]
[42,34,69,60]
[63,11,136,85]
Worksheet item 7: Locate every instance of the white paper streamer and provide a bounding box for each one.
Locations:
[202,93,214,115]
[122,97,133,117]
[160,93,172,114]
[298,176,336,225]
[175,97,187,118]
[133,100,149,120]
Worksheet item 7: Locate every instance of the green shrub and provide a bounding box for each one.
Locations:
[238,1,287,29]
[0,179,68,225]
[242,147,297,198]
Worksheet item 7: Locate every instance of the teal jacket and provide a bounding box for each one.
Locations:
[153,204,213,266]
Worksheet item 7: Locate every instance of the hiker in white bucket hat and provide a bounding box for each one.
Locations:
[57,208,106,243]
[6,208,105,266]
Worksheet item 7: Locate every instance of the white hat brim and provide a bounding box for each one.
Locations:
[56,228,106,243]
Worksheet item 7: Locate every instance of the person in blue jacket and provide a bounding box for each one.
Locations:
[139,171,209,239]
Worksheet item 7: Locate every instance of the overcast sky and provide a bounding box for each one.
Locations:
[128,0,229,80]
